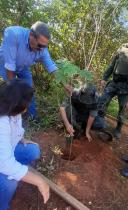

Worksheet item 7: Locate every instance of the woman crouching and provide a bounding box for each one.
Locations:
[0,79,49,210]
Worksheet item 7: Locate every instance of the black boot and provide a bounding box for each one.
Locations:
[121,167,128,177]
[121,155,128,163]
[114,122,123,140]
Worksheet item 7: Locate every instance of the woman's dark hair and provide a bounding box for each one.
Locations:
[0,79,33,116]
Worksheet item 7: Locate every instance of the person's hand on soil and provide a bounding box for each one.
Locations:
[38,180,50,204]
[86,132,93,142]
[66,123,74,136]
[100,80,106,87]
[21,139,38,146]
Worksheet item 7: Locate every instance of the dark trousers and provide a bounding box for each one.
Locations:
[98,81,128,125]
[65,105,107,131]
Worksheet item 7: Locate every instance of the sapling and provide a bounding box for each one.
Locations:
[54,59,93,160]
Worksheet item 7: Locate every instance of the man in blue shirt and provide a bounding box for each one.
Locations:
[0,21,57,120]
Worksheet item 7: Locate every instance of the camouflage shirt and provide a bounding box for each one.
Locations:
[61,85,99,118]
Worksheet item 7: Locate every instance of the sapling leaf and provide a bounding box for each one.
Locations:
[79,69,93,81]
[55,59,93,84]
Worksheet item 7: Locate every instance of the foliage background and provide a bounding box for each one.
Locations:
[0,0,128,124]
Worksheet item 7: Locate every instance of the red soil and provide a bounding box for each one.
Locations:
[11,119,128,210]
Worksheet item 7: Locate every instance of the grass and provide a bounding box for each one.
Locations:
[107,99,119,117]
[107,98,128,121]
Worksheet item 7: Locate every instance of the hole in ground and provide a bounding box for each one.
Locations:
[61,149,78,161]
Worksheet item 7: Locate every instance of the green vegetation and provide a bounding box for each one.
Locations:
[107,99,128,121]
[55,59,93,85]
[0,0,128,127]
[107,99,119,117]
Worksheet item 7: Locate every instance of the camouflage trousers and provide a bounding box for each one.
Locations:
[98,80,128,125]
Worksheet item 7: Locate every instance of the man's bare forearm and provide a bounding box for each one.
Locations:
[7,70,15,79]
[59,107,70,127]
[86,115,95,134]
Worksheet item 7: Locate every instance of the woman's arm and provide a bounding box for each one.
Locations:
[22,170,49,203]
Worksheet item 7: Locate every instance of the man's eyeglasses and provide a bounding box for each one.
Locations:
[31,29,47,49]
[37,43,47,49]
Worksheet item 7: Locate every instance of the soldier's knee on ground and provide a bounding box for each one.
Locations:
[93,116,108,130]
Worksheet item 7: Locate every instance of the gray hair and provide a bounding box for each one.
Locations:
[31,21,51,39]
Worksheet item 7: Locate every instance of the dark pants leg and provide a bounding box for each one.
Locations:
[117,94,128,125]
[92,115,108,130]
[98,81,116,117]
[65,105,85,138]
[17,69,37,118]
[65,103,107,131]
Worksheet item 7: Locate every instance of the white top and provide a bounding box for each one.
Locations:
[0,114,28,181]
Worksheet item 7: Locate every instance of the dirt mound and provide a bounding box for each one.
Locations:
[11,120,128,210]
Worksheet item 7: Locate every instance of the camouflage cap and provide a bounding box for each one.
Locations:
[78,84,99,105]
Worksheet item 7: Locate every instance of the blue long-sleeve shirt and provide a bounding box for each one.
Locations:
[0,26,57,72]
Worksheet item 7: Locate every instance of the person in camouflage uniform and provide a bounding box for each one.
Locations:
[98,43,128,139]
[60,83,107,141]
